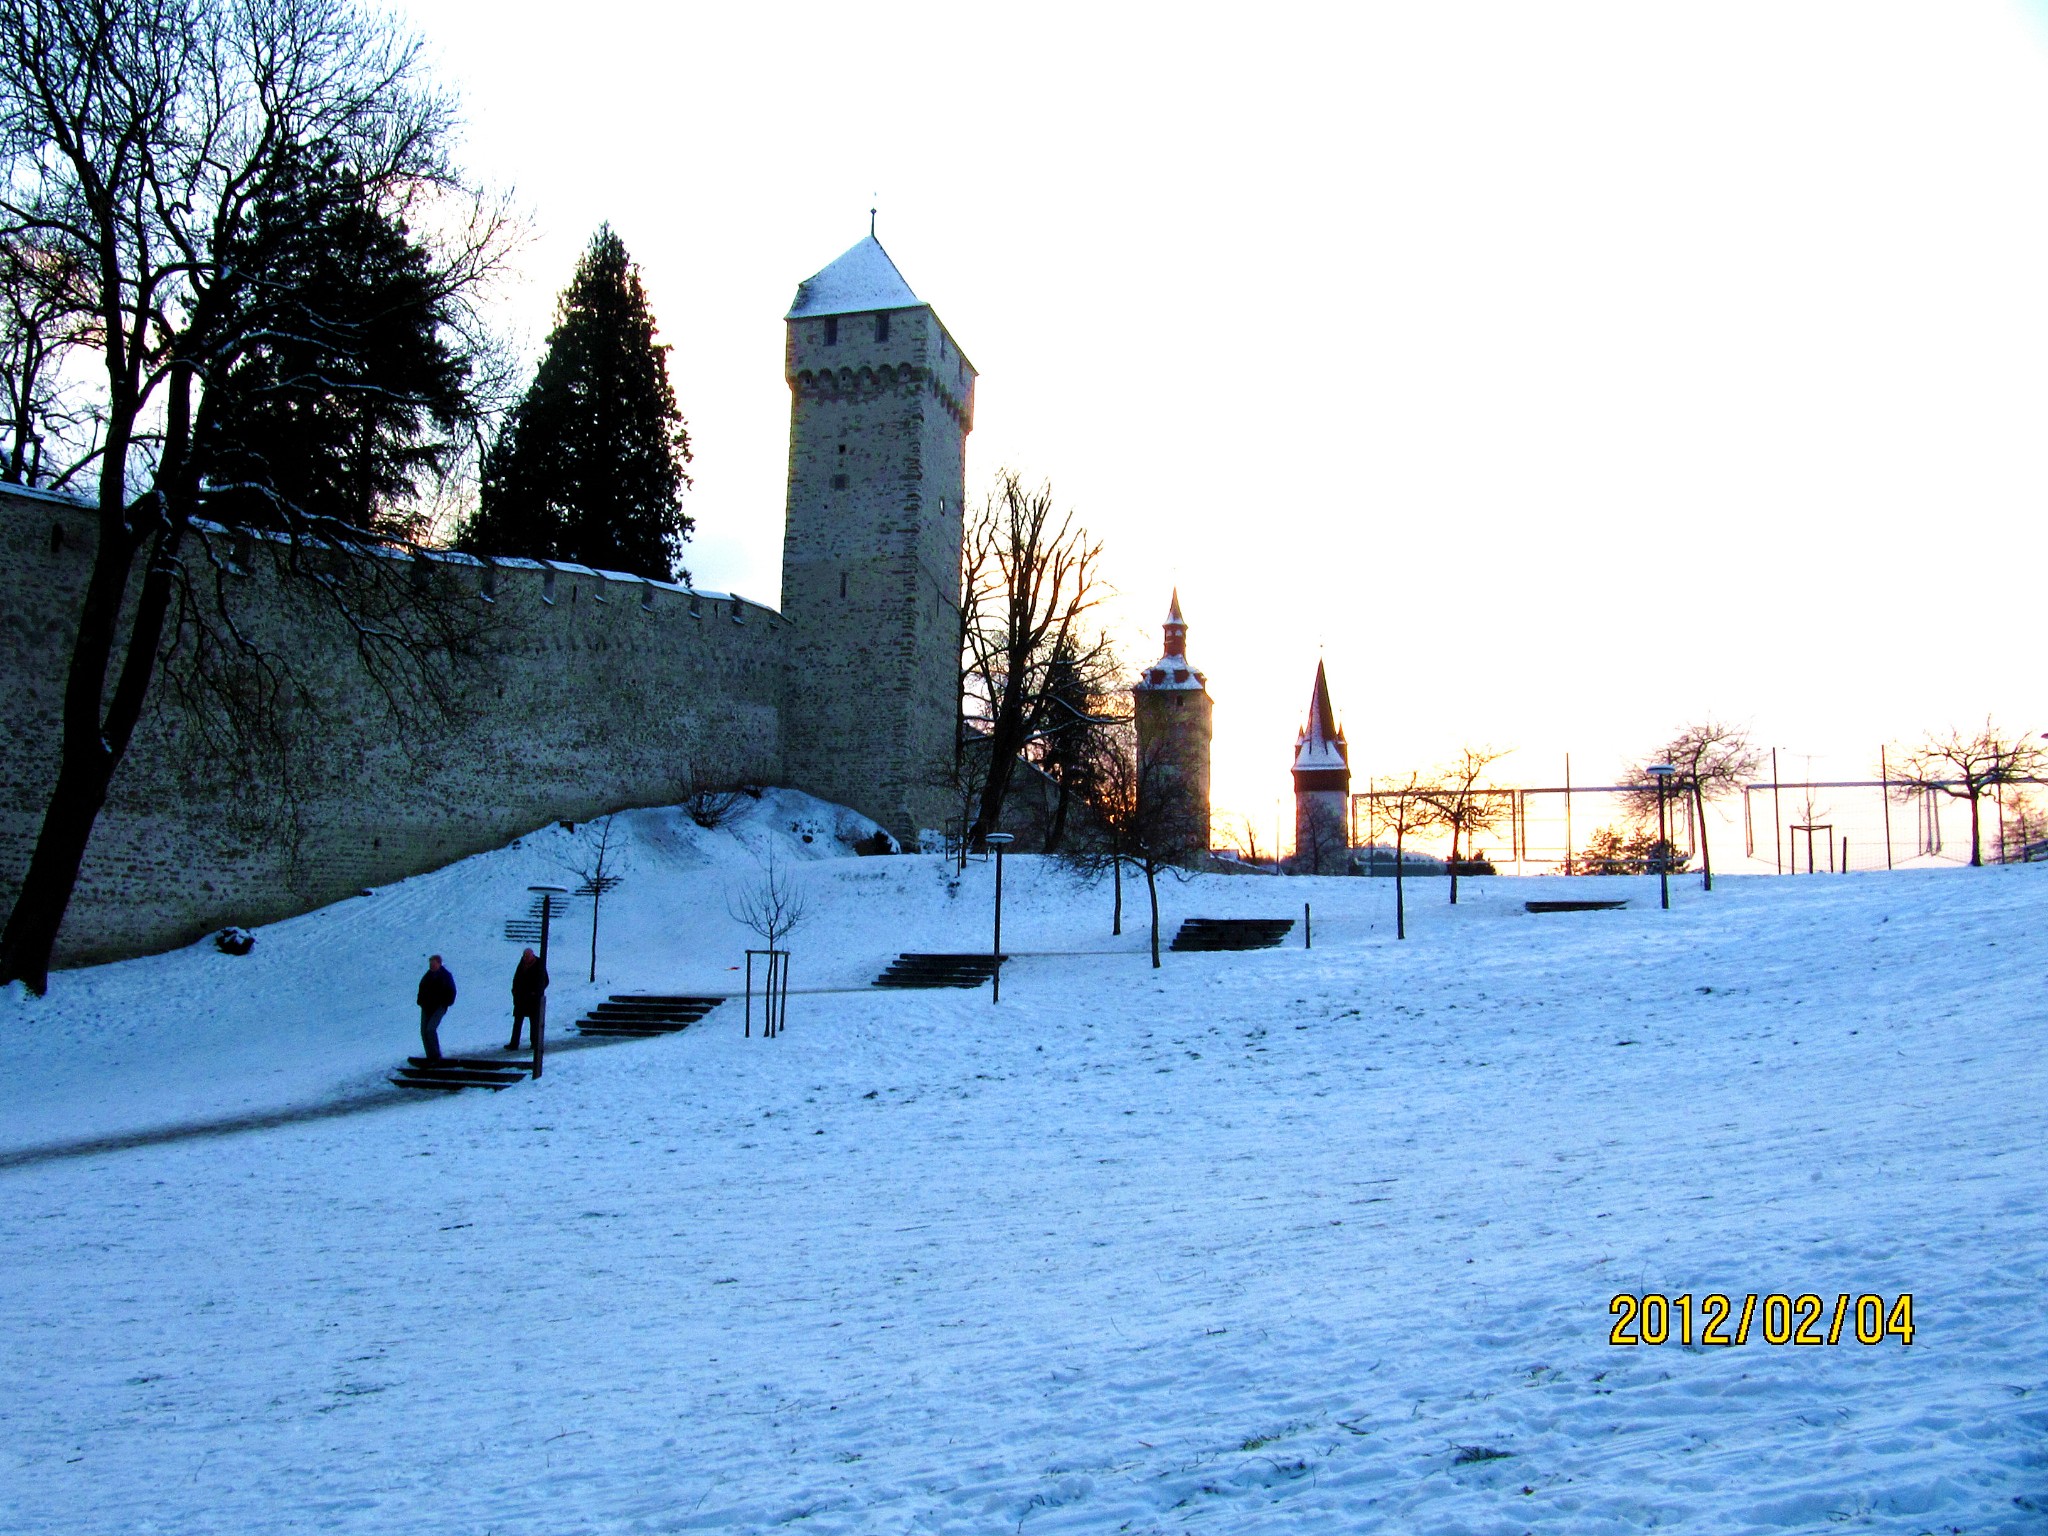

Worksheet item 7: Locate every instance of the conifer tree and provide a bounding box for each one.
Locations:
[196,152,474,540]
[463,226,693,580]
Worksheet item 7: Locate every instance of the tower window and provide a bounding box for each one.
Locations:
[840,571,848,599]
[823,316,838,346]
[831,473,849,491]
[837,443,846,455]
[875,311,890,343]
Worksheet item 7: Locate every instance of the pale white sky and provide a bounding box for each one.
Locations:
[400,0,2048,846]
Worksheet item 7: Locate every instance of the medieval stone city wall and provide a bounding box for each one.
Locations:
[0,488,786,966]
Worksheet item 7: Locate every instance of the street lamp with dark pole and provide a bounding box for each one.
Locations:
[1646,765,1675,910]
[527,884,568,1077]
[986,833,1014,1003]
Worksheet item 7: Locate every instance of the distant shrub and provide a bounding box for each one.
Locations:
[685,785,746,829]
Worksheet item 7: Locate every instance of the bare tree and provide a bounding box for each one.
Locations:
[726,848,808,1038]
[727,849,810,952]
[1210,811,1263,869]
[1057,721,1205,966]
[559,815,628,983]
[0,233,96,486]
[958,470,1114,850]
[1621,720,1761,891]
[1893,719,2047,868]
[678,760,746,830]
[1417,747,1512,905]
[0,0,512,991]
[1031,633,1126,853]
[1998,787,2046,864]
[1293,795,1348,876]
[1363,772,1431,940]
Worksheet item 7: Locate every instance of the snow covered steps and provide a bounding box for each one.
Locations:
[573,995,725,1037]
[873,954,1005,989]
[1170,917,1297,952]
[501,893,552,944]
[392,1056,533,1092]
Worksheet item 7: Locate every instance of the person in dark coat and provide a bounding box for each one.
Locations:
[508,947,548,1051]
[416,955,457,1061]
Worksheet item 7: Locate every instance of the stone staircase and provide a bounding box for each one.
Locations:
[1169,917,1297,952]
[391,1055,533,1092]
[873,953,1005,989]
[572,994,725,1038]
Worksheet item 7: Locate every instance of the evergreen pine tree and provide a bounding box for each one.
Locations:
[195,153,474,538]
[463,226,692,580]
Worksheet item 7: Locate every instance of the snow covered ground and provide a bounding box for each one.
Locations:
[3,793,2045,1533]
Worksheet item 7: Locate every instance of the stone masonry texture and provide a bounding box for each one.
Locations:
[1,490,784,965]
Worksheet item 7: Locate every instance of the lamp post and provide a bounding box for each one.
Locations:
[986,833,1014,1003]
[527,884,568,1077]
[1646,765,1675,910]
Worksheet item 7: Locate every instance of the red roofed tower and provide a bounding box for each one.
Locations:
[1131,589,1213,852]
[1291,661,1350,873]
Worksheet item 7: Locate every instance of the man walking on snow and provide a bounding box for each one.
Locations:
[417,955,457,1061]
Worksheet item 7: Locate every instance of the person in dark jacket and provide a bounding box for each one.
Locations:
[508,947,548,1051]
[417,955,457,1061]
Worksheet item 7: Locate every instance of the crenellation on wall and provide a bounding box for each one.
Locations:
[0,487,786,965]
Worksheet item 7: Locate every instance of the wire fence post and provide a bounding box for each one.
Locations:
[1879,745,1893,869]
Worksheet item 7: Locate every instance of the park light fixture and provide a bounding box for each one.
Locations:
[985,834,1015,1003]
[526,883,570,1078]
[1646,765,1676,910]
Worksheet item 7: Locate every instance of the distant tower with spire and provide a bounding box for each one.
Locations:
[1132,589,1213,848]
[1291,661,1350,873]
[779,232,976,843]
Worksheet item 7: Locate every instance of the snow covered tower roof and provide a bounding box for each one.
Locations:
[1136,587,1204,691]
[786,236,923,319]
[1291,661,1350,792]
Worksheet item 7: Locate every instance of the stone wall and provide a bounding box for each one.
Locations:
[1,487,785,966]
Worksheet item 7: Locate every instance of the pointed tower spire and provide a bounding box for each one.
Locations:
[1291,660,1350,873]
[1162,588,1187,659]
[1293,660,1348,770]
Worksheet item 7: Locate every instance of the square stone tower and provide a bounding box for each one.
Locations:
[1132,589,1214,849]
[780,236,976,844]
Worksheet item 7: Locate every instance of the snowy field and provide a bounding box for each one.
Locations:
[3,794,2046,1533]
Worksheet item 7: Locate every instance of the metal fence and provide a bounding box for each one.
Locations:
[1349,753,2048,874]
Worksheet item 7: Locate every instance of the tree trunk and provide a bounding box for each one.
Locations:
[1146,862,1160,968]
[0,752,117,992]
[1,363,192,991]
[1448,823,1462,905]
[1968,787,1984,866]
[1693,783,1713,891]
[969,690,1031,849]
[1112,847,1122,936]
[1395,822,1406,940]
[589,890,600,983]
[1046,776,1070,853]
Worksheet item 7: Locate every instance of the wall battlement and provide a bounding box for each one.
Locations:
[1,489,786,965]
